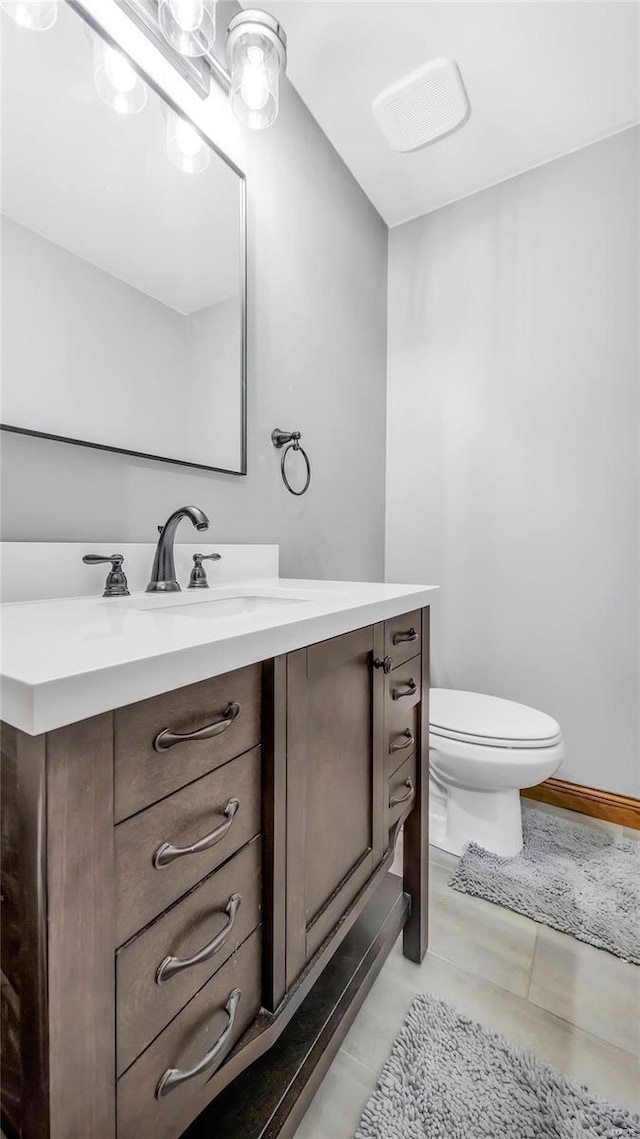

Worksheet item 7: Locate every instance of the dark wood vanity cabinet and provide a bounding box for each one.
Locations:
[285,625,387,982]
[0,609,429,1139]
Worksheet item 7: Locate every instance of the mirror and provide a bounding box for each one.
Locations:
[1,2,246,474]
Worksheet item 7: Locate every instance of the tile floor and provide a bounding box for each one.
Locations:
[293,802,640,1139]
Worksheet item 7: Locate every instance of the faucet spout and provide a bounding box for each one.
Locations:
[146,506,210,593]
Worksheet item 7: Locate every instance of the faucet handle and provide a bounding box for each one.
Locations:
[82,554,130,598]
[188,553,222,590]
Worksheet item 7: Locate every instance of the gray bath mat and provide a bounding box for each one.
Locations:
[450,808,640,964]
[355,994,640,1139]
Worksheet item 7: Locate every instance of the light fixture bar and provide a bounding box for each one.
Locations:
[114,0,215,98]
[204,45,232,93]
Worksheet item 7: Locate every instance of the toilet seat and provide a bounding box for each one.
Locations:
[431,725,563,749]
[430,689,562,750]
[429,730,565,788]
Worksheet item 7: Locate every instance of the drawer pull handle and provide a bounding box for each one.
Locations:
[390,777,415,808]
[156,894,242,984]
[153,702,240,752]
[154,798,240,869]
[390,728,415,754]
[156,987,241,1098]
[392,627,418,646]
[392,679,417,701]
[374,655,393,674]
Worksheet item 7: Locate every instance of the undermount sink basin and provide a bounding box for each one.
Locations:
[134,594,307,619]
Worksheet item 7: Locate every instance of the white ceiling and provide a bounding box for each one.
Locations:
[1,1,242,313]
[267,1,640,226]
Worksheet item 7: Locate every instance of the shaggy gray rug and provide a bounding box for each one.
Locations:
[450,808,640,964]
[355,995,640,1139]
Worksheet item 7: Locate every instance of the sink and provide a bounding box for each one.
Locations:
[133,595,307,619]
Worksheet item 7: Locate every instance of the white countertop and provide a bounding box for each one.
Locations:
[0,578,437,736]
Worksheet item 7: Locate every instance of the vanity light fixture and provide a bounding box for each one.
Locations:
[1,1,287,128]
[158,0,216,59]
[120,0,287,130]
[93,36,148,114]
[166,106,210,173]
[0,0,57,30]
[225,10,286,130]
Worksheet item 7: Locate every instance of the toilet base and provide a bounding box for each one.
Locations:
[429,778,524,858]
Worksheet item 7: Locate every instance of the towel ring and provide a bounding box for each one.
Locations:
[271,429,311,496]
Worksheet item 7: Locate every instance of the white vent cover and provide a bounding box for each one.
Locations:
[372,58,470,153]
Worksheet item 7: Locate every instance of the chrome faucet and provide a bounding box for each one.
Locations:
[146,506,210,593]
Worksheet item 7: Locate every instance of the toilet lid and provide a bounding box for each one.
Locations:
[430,689,562,749]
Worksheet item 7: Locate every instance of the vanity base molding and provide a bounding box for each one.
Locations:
[1,609,429,1139]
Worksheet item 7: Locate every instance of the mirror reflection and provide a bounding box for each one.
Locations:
[1,2,246,473]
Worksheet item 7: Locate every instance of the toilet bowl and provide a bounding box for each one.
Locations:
[429,689,564,857]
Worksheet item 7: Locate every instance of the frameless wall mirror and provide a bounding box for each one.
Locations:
[0,1,247,474]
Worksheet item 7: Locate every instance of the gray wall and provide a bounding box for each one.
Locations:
[386,127,639,796]
[1,76,388,582]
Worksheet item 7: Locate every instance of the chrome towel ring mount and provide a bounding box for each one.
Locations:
[271,428,311,496]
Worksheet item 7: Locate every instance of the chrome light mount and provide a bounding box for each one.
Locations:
[224,9,287,77]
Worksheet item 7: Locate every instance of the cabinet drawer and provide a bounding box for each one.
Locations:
[384,610,421,668]
[115,747,261,946]
[117,928,261,1139]
[116,836,261,1076]
[385,703,419,780]
[388,753,417,828]
[114,664,262,822]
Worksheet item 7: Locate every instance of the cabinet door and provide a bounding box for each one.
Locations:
[285,624,386,986]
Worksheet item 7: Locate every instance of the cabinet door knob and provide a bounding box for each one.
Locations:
[374,655,393,674]
[392,627,418,645]
[153,798,240,868]
[392,678,417,701]
[156,987,241,1098]
[389,777,415,808]
[156,894,242,984]
[154,702,240,751]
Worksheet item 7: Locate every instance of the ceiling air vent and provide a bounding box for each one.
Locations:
[372,58,470,153]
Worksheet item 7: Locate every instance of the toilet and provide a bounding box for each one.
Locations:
[429,689,564,857]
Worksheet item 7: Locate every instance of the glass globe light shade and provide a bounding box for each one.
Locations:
[1,1,57,30]
[166,108,210,174]
[93,37,147,115]
[158,0,216,59]
[226,13,286,131]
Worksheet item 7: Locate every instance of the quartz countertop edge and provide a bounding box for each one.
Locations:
[0,578,438,736]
